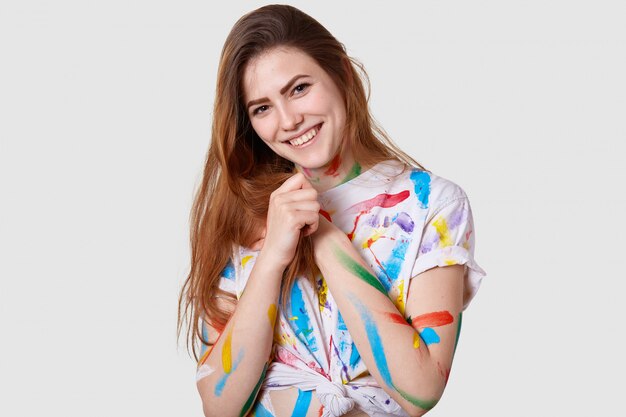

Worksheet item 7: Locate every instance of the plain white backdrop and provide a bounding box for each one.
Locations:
[1,1,624,415]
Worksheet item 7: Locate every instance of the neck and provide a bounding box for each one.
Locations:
[296,151,363,193]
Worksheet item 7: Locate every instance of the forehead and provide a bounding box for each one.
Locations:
[242,47,325,100]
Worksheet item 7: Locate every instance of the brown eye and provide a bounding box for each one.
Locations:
[253,105,269,115]
[293,83,310,94]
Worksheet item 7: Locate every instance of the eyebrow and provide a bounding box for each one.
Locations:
[246,74,309,109]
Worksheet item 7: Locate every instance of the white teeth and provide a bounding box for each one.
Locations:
[289,128,317,146]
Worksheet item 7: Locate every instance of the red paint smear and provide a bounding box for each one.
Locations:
[346,190,410,214]
[324,154,341,176]
[384,312,411,326]
[465,229,473,241]
[346,191,410,240]
[320,209,332,222]
[318,405,324,417]
[411,311,454,329]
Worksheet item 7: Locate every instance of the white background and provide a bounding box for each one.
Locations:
[1,1,624,415]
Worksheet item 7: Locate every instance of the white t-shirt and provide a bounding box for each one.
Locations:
[206,160,486,417]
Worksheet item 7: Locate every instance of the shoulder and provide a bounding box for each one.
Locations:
[394,166,469,212]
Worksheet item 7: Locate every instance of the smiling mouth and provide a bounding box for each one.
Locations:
[286,123,322,147]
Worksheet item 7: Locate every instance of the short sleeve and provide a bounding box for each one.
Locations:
[410,195,486,310]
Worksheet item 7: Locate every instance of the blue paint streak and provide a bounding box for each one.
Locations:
[410,170,431,209]
[214,350,244,396]
[349,342,361,369]
[220,259,236,280]
[349,296,393,388]
[290,389,312,417]
[253,401,275,417]
[290,282,318,352]
[380,239,410,286]
[420,328,441,345]
[337,310,348,331]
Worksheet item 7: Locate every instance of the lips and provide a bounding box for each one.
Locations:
[284,123,322,147]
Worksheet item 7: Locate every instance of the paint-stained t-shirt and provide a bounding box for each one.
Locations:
[207,160,486,417]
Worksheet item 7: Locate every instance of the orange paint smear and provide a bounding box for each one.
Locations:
[323,154,342,176]
[320,209,332,222]
[384,312,411,326]
[411,311,454,329]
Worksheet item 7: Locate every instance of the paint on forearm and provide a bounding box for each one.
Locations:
[268,303,277,327]
[214,349,243,396]
[239,362,268,417]
[410,311,454,329]
[332,243,387,296]
[291,389,313,417]
[214,328,244,396]
[349,293,438,410]
[196,364,215,382]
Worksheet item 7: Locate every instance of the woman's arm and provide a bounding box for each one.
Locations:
[313,217,464,417]
[196,254,284,417]
[196,173,320,417]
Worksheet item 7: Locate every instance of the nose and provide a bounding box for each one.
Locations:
[277,104,303,131]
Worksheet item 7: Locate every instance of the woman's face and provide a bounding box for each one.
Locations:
[242,47,347,169]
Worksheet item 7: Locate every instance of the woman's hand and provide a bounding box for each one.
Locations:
[258,173,320,270]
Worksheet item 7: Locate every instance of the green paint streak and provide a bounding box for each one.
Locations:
[333,243,387,296]
[396,386,439,410]
[339,162,362,185]
[453,312,463,356]
[239,363,268,417]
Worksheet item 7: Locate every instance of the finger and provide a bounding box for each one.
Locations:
[281,200,320,214]
[275,172,313,194]
[273,189,319,205]
[283,209,320,232]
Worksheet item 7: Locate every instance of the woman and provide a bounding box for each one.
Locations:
[178,5,486,417]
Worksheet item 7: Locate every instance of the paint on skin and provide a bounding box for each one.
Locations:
[333,243,387,296]
[214,349,244,396]
[339,162,362,185]
[200,320,210,357]
[383,312,412,326]
[348,294,438,410]
[290,281,319,352]
[268,304,277,327]
[240,363,268,417]
[324,154,342,177]
[291,389,313,417]
[419,328,440,345]
[222,329,233,373]
[348,295,393,387]
[410,311,454,329]
[409,170,431,209]
[252,401,274,417]
[396,280,405,314]
[412,333,420,349]
[319,209,332,222]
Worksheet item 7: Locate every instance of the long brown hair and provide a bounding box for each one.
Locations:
[177,4,426,360]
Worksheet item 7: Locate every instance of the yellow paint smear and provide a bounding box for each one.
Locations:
[433,216,453,247]
[241,255,253,268]
[222,330,233,373]
[362,230,383,249]
[413,333,420,349]
[444,259,457,266]
[318,278,328,312]
[396,280,405,314]
[268,303,277,327]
